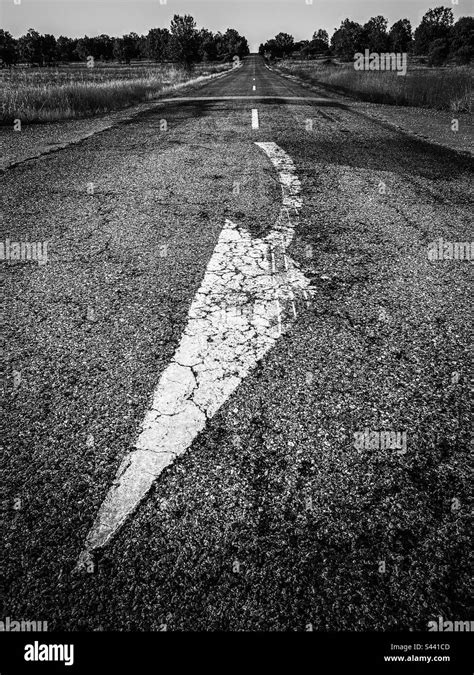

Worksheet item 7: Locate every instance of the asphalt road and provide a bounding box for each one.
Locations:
[2,55,472,631]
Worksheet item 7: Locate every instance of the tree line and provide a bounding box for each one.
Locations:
[259,7,473,66]
[0,15,250,67]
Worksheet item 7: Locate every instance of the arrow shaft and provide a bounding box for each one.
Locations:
[79,142,307,558]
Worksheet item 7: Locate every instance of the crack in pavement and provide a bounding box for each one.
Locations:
[76,141,313,566]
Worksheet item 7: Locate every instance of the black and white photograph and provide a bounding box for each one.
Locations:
[1,0,472,670]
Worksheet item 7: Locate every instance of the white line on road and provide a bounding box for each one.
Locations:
[251,109,259,129]
[77,142,311,563]
[252,85,256,91]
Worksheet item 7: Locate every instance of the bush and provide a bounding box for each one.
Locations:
[428,39,449,67]
[453,46,472,65]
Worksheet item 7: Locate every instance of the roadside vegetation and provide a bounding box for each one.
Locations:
[0,62,231,123]
[0,15,248,124]
[260,6,472,112]
[275,59,472,112]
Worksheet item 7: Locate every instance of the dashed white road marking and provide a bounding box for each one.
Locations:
[251,108,259,129]
[77,142,312,563]
[252,85,256,91]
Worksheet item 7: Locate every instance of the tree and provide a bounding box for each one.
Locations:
[221,28,249,60]
[450,17,473,63]
[0,30,17,67]
[214,32,226,59]
[41,34,57,65]
[95,34,114,61]
[75,36,95,61]
[312,29,329,46]
[305,37,330,57]
[259,33,294,59]
[137,35,148,60]
[389,19,412,52]
[414,6,454,55]
[264,39,279,59]
[112,35,136,64]
[362,15,389,52]
[274,32,295,57]
[11,20,248,68]
[126,32,142,60]
[112,38,123,62]
[169,14,199,67]
[259,38,278,59]
[331,19,364,60]
[145,28,170,61]
[18,28,44,65]
[237,34,250,58]
[198,28,217,61]
[293,39,310,55]
[56,36,76,62]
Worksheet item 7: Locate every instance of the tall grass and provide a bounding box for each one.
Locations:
[0,62,231,124]
[276,60,472,112]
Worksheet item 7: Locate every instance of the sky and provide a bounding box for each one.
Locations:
[1,0,468,52]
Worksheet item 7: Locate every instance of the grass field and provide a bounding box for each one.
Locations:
[275,59,472,113]
[0,61,232,124]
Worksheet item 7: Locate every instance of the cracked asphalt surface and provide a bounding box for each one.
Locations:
[2,55,472,631]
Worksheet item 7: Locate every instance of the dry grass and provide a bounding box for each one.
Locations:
[0,61,231,124]
[276,59,472,113]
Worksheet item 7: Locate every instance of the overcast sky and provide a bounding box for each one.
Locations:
[2,0,468,52]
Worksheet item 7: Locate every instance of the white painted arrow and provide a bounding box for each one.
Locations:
[77,142,312,565]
